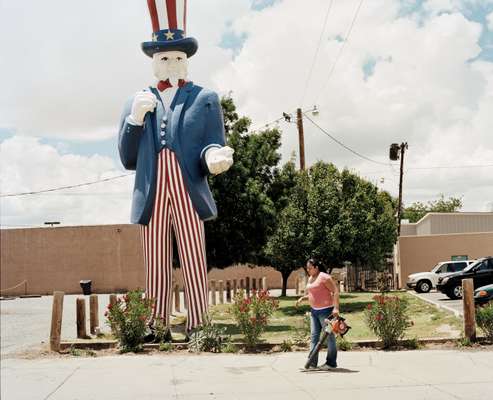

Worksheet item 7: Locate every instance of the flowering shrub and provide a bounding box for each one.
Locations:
[105,289,154,353]
[476,302,493,340]
[231,289,278,348]
[364,294,412,348]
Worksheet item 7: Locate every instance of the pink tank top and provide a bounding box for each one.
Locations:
[306,272,334,309]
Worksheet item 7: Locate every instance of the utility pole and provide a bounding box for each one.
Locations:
[296,108,306,170]
[390,142,408,236]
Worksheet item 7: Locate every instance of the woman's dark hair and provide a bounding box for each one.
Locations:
[307,258,327,273]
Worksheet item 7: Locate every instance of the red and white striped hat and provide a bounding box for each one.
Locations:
[142,0,198,58]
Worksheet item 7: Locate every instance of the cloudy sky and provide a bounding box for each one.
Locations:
[1,0,493,228]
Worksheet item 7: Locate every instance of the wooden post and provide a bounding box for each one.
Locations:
[262,277,267,291]
[295,277,299,295]
[174,284,180,312]
[360,272,366,291]
[210,280,216,305]
[50,291,64,352]
[233,279,237,297]
[246,277,250,297]
[462,279,476,341]
[89,294,99,335]
[218,280,224,304]
[76,298,87,339]
[109,294,117,308]
[226,280,231,303]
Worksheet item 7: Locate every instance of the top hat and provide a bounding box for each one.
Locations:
[142,0,198,58]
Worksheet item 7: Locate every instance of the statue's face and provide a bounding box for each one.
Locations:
[152,50,188,85]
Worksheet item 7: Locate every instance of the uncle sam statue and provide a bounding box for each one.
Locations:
[119,0,234,333]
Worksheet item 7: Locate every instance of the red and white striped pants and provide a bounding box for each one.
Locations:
[140,149,208,331]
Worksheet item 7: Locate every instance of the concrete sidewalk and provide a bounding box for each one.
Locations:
[2,350,492,400]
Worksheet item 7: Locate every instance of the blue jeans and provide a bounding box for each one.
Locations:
[309,307,337,368]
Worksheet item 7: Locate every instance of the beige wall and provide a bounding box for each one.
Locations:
[0,225,303,296]
[398,232,493,287]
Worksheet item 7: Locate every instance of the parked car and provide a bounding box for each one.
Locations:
[474,284,493,306]
[406,260,473,293]
[437,256,493,299]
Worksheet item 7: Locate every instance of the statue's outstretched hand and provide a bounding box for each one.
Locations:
[205,146,234,175]
[128,91,157,126]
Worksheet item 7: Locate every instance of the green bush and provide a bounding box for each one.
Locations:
[231,289,278,348]
[364,294,412,348]
[105,289,153,353]
[188,314,228,353]
[336,336,353,351]
[159,342,173,352]
[476,303,493,340]
[405,337,422,350]
[280,340,293,352]
[222,342,238,353]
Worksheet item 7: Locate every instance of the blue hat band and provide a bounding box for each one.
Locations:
[152,29,185,42]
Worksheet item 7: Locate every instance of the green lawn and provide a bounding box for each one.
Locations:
[209,292,463,344]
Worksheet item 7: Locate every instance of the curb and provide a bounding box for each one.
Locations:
[407,290,462,318]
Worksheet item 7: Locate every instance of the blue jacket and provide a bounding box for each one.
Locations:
[118,82,225,225]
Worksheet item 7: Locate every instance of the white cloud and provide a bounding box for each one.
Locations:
[1,0,493,227]
[487,11,493,31]
[214,0,493,211]
[0,0,250,139]
[0,136,133,227]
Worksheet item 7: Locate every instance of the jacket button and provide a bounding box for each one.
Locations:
[161,123,166,128]
[160,131,165,137]
[161,140,166,145]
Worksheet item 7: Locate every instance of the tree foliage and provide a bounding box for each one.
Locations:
[265,162,397,294]
[403,195,463,223]
[205,98,282,268]
[206,97,397,296]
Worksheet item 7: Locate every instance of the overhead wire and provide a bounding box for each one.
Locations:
[0,173,134,198]
[303,112,394,166]
[300,0,334,108]
[315,0,365,105]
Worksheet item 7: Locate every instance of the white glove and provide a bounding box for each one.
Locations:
[205,146,234,175]
[128,91,157,126]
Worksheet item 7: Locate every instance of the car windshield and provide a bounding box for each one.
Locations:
[463,259,483,272]
[431,263,442,273]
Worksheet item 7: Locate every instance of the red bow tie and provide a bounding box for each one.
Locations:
[157,79,186,92]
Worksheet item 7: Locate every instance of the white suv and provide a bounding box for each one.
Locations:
[406,260,474,293]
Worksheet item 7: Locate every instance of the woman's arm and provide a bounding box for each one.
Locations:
[295,294,308,307]
[325,276,340,316]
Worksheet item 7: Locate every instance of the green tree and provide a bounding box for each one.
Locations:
[403,195,463,223]
[264,170,310,295]
[205,97,282,268]
[265,162,397,293]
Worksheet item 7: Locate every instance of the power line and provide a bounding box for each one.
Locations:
[315,0,365,105]
[300,0,334,108]
[0,173,135,198]
[303,112,394,166]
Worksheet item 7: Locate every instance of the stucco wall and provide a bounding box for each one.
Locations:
[398,232,493,287]
[0,225,303,296]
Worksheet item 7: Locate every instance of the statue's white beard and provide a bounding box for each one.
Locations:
[154,65,188,85]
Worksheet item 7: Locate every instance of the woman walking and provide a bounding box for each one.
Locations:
[296,258,340,370]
